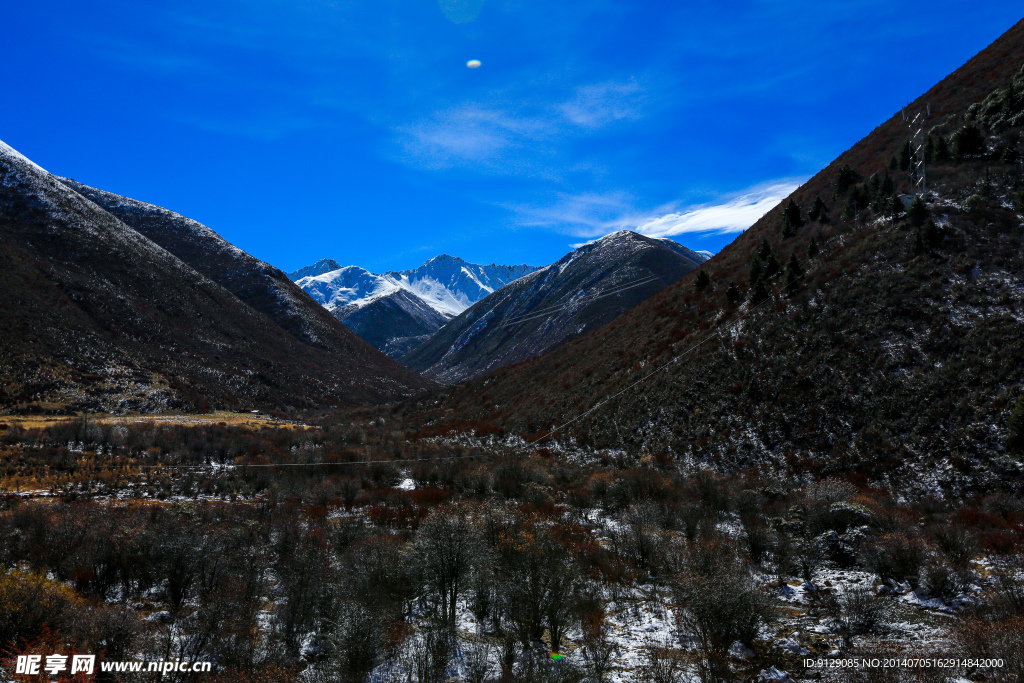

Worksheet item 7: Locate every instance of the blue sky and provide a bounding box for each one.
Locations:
[1,1,1019,272]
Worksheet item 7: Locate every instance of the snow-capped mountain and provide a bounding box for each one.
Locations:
[296,266,403,312]
[287,258,341,281]
[294,257,539,318]
[388,255,540,318]
[403,230,709,384]
[292,256,540,358]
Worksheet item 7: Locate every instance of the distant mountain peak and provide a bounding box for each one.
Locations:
[291,253,542,357]
[403,232,707,383]
[288,258,342,280]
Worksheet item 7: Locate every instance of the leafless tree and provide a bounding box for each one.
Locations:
[416,504,482,629]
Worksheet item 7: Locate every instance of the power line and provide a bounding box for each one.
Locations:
[76,265,816,472]
[499,275,663,328]
[115,280,789,468]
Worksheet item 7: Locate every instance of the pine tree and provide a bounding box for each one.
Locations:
[749,278,769,305]
[881,172,895,199]
[889,156,898,171]
[695,270,710,292]
[924,134,936,163]
[784,199,804,229]
[784,254,803,293]
[889,195,905,223]
[908,196,929,228]
[952,124,985,159]
[808,197,829,223]
[781,214,796,238]
[757,239,773,262]
[922,218,940,246]
[726,282,743,309]
[749,258,764,288]
[807,235,819,259]
[914,229,925,254]
[835,165,862,196]
[764,251,781,278]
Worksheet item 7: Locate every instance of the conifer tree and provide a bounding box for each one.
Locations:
[881,172,895,199]
[726,282,742,309]
[808,197,829,224]
[784,199,804,229]
[784,254,803,293]
[695,270,710,292]
[749,258,764,288]
[807,236,819,259]
[922,218,940,246]
[757,239,773,262]
[781,215,796,238]
[952,124,985,159]
[749,278,769,305]
[908,196,929,228]
[835,165,862,196]
[889,195,905,222]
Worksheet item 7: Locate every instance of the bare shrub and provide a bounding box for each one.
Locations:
[671,538,776,683]
[824,586,890,650]
[861,533,928,588]
[638,636,685,683]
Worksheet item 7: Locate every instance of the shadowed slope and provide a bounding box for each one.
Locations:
[406,17,1024,493]
[0,141,433,413]
[403,231,707,384]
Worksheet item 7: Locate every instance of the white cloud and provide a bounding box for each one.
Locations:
[515,179,804,242]
[631,181,801,238]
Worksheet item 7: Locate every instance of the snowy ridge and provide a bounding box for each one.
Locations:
[288,258,342,281]
[291,255,540,358]
[404,230,709,384]
[0,139,204,277]
[387,255,540,317]
[296,266,403,312]
[293,255,540,318]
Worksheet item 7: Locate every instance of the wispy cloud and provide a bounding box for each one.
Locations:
[394,105,549,169]
[559,80,645,128]
[630,181,802,238]
[515,179,804,245]
[391,78,648,173]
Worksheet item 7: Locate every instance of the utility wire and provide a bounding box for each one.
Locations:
[92,266,812,471]
[499,275,663,328]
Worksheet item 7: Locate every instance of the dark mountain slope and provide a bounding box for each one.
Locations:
[406,18,1024,493]
[333,288,448,359]
[58,178,370,357]
[0,141,433,413]
[403,231,707,384]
